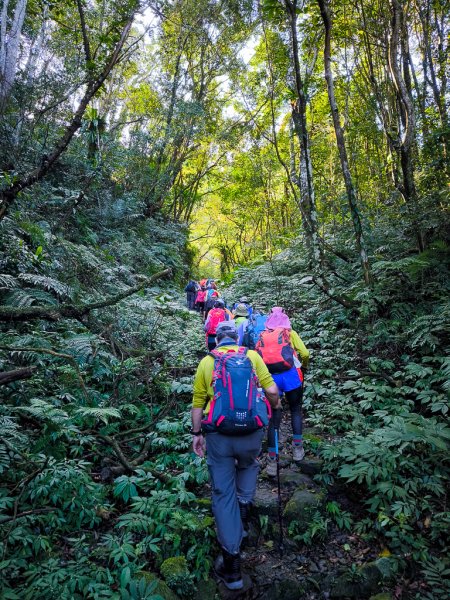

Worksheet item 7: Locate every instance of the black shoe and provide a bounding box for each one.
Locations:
[214,549,243,590]
[239,501,251,538]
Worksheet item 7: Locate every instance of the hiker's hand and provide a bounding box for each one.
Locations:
[273,397,282,410]
[193,434,206,457]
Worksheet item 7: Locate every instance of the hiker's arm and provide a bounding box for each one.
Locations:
[250,352,281,409]
[264,384,281,409]
[291,331,310,369]
[191,359,211,457]
[191,407,206,457]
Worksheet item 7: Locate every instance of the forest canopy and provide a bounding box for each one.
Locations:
[0,0,449,598]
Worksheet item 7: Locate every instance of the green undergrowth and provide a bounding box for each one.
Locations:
[0,207,212,598]
[1,199,449,598]
[224,226,450,597]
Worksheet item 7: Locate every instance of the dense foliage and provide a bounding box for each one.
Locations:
[0,0,449,597]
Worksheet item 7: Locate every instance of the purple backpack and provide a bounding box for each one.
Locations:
[201,347,272,435]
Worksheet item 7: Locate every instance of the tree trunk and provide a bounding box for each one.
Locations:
[388,0,424,251]
[0,0,28,107]
[317,0,372,285]
[284,0,322,268]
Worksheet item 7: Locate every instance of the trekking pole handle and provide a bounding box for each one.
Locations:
[274,427,279,457]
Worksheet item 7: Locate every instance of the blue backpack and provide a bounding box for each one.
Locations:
[201,347,272,435]
[244,313,268,349]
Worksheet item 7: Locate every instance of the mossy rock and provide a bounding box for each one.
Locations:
[297,457,324,475]
[138,572,180,600]
[160,556,189,581]
[303,432,324,444]
[200,515,215,528]
[283,486,326,531]
[196,578,217,600]
[329,562,384,599]
[279,470,314,488]
[196,497,212,508]
[253,487,279,518]
[260,578,306,600]
[369,593,393,600]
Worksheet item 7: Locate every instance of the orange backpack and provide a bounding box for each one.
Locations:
[256,328,294,373]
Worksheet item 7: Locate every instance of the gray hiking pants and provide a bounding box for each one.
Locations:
[205,429,264,554]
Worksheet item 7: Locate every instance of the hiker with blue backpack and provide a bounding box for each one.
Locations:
[191,321,280,590]
[232,303,249,337]
[255,307,310,476]
[232,296,253,318]
[241,305,267,348]
[204,283,220,320]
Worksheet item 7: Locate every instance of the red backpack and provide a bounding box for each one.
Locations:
[206,308,227,335]
[256,327,294,373]
[196,290,206,303]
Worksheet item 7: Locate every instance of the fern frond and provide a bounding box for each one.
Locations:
[2,288,58,307]
[18,273,73,299]
[74,406,121,424]
[0,274,19,289]
[2,289,37,307]
[63,335,100,364]
[20,399,69,423]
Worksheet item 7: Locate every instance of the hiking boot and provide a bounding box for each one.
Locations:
[265,457,277,477]
[239,501,251,538]
[214,549,243,590]
[292,444,305,462]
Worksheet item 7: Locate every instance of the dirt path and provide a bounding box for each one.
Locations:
[215,411,389,600]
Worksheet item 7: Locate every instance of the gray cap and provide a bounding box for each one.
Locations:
[215,321,238,338]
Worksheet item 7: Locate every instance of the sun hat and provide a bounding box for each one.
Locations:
[233,303,249,317]
[265,307,291,329]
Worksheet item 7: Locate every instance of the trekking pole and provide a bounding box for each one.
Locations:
[274,427,284,558]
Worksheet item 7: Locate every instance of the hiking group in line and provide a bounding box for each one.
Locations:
[185,279,310,591]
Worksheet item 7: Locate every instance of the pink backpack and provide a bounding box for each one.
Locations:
[206,308,227,335]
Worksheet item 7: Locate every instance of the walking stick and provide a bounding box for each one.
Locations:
[274,427,284,558]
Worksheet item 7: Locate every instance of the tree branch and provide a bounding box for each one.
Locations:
[0,268,172,322]
[0,346,88,397]
[0,366,37,386]
[312,276,360,313]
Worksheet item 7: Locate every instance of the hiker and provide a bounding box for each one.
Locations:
[204,286,220,319]
[242,306,267,349]
[255,307,310,476]
[232,303,249,344]
[204,299,229,351]
[191,321,280,590]
[195,286,207,317]
[184,280,199,310]
[233,296,253,318]
[233,302,249,323]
